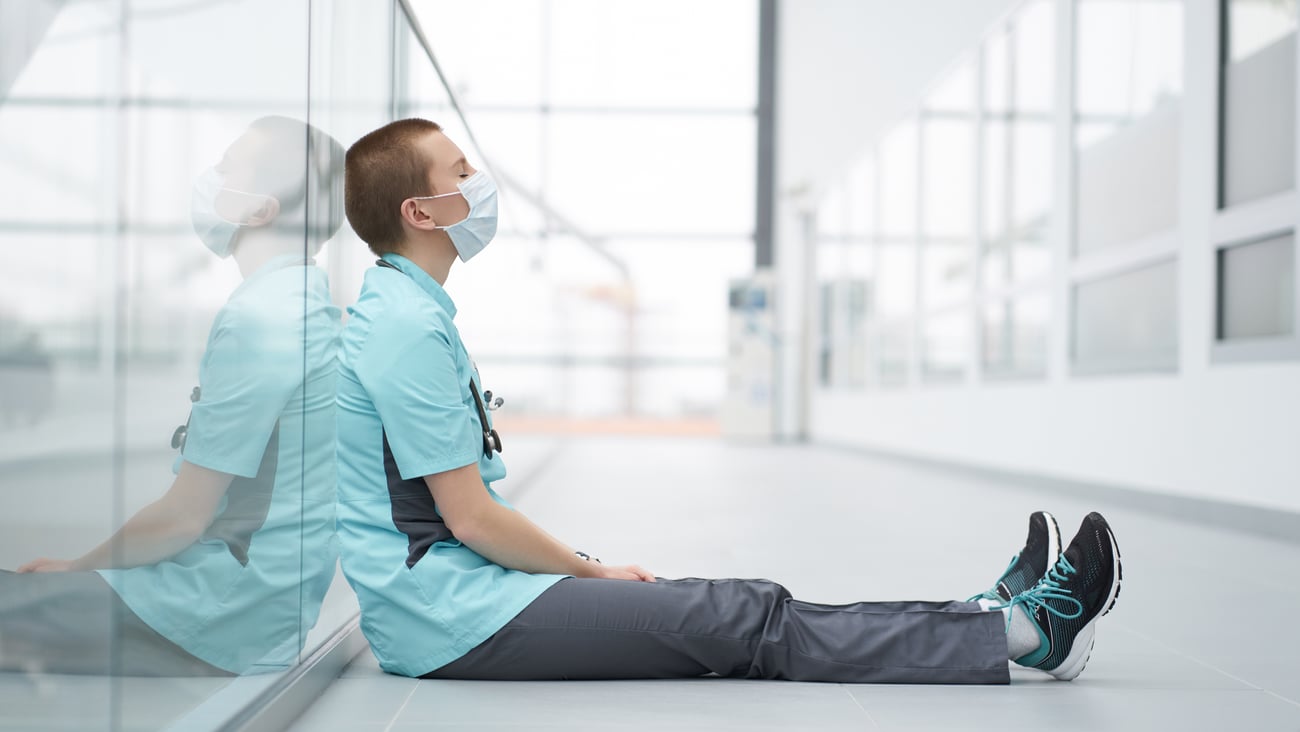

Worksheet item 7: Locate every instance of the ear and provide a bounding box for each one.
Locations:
[245,196,281,227]
[400,198,441,231]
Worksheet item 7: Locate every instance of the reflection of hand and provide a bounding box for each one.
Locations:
[16,558,76,573]
[596,564,656,583]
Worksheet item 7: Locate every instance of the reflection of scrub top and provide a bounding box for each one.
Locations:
[335,253,563,677]
[98,256,341,674]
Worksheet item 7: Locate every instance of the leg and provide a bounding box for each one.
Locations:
[0,570,228,676]
[426,577,1009,684]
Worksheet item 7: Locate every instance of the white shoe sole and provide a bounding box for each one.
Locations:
[1047,524,1122,681]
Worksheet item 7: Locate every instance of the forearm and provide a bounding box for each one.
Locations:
[72,500,204,571]
[454,502,599,578]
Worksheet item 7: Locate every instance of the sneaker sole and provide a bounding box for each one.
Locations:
[1047,523,1122,681]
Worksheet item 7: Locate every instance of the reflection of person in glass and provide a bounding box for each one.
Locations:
[0,116,345,676]
[335,119,1123,684]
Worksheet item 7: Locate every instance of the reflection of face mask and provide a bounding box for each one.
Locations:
[413,170,499,262]
[190,167,271,258]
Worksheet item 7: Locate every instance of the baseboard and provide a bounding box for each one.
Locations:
[162,615,364,732]
[220,616,366,732]
[817,441,1300,544]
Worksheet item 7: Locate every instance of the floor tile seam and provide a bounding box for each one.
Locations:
[382,680,421,732]
[839,682,879,727]
[1262,688,1300,711]
[1114,622,1270,693]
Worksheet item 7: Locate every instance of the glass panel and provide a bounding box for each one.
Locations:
[456,235,752,417]
[878,122,918,321]
[921,58,976,310]
[921,311,969,381]
[2,0,394,727]
[841,280,871,389]
[2,2,142,728]
[1219,233,1296,339]
[982,292,1050,377]
[818,282,835,387]
[877,239,916,318]
[543,114,755,236]
[1229,0,1299,59]
[546,0,758,109]
[817,189,846,388]
[982,0,1055,290]
[879,121,918,238]
[306,0,394,672]
[1222,0,1298,207]
[405,0,546,106]
[1073,260,1179,372]
[125,0,325,724]
[873,323,911,387]
[416,2,758,419]
[1075,0,1184,255]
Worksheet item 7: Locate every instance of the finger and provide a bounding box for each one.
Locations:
[16,560,40,573]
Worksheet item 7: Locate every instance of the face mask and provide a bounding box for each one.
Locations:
[412,170,499,262]
[190,167,272,258]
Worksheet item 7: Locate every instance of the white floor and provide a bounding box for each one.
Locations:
[287,435,1300,732]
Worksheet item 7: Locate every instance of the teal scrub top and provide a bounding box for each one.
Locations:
[99,256,341,674]
[335,253,563,677]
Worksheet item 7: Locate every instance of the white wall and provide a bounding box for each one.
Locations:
[783,0,1300,513]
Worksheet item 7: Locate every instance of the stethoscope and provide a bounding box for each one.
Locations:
[170,386,201,452]
[377,258,504,459]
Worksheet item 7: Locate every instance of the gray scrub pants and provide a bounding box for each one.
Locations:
[426,577,1011,684]
[0,569,227,676]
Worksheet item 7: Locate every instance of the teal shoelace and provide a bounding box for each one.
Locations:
[966,555,1018,603]
[993,555,1085,632]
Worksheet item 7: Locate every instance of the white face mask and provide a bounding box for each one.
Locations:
[412,170,499,262]
[190,167,273,258]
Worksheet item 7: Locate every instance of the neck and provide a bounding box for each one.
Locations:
[396,235,457,286]
[233,231,308,278]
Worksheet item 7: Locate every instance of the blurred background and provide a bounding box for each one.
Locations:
[0,0,1297,730]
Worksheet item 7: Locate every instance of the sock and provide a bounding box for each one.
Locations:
[978,598,1042,660]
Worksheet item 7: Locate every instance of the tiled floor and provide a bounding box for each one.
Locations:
[288,435,1300,732]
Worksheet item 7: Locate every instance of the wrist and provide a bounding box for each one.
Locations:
[573,550,604,578]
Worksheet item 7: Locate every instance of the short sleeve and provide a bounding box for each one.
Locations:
[184,309,302,477]
[355,301,480,480]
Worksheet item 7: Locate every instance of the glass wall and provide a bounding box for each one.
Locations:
[814,0,1299,387]
[418,0,758,421]
[981,0,1054,292]
[815,0,1059,387]
[0,1,432,729]
[1074,0,1184,255]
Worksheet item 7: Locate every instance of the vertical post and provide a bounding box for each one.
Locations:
[109,0,131,694]
[755,0,783,437]
[755,0,777,269]
[1048,0,1074,383]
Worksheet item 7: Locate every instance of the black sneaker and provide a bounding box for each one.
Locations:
[969,511,1061,603]
[1006,511,1123,680]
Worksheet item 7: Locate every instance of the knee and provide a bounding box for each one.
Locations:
[716,578,792,616]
